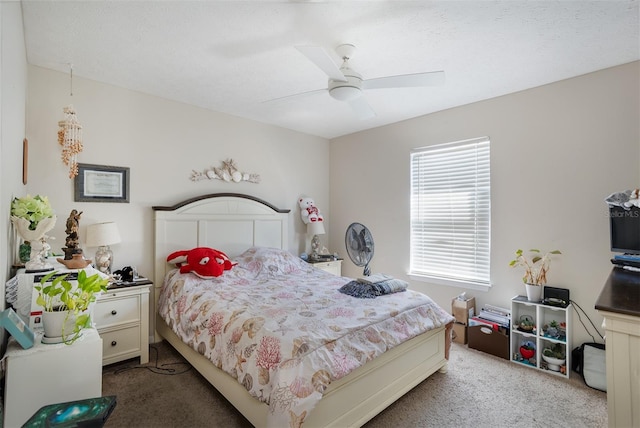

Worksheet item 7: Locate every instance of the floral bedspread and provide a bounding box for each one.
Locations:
[158,247,454,427]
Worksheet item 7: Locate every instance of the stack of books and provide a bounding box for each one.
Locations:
[469,304,510,332]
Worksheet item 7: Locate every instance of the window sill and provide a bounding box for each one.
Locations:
[409,273,491,292]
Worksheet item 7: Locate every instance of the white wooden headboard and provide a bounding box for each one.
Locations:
[152,193,290,342]
[153,193,290,286]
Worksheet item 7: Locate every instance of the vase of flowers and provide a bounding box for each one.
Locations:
[11,195,56,270]
[509,248,561,302]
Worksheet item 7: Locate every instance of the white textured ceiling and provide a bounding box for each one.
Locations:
[21,0,640,139]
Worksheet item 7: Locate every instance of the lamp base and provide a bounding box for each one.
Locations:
[95,246,113,274]
[311,234,321,260]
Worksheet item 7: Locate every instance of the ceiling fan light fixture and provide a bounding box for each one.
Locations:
[329,85,362,101]
[329,71,363,101]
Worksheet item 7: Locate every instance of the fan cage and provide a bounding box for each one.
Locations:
[345,222,374,275]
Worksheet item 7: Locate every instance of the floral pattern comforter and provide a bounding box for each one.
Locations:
[158,247,454,427]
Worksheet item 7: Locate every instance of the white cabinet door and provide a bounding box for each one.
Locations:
[4,329,102,428]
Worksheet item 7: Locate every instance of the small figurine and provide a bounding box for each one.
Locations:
[62,209,84,260]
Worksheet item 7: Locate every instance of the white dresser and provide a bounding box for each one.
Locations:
[3,328,102,428]
[595,268,640,428]
[94,280,152,365]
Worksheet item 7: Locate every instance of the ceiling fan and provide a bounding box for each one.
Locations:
[268,44,445,119]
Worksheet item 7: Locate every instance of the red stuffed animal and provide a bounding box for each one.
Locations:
[166,247,235,278]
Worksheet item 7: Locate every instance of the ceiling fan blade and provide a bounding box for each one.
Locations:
[296,46,347,82]
[363,71,445,90]
[262,88,326,104]
[348,96,376,120]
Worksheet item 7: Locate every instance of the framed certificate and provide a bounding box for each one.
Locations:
[74,163,130,203]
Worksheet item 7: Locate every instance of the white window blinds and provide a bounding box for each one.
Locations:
[410,137,491,286]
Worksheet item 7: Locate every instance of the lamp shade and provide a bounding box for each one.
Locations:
[307,222,325,236]
[85,222,121,247]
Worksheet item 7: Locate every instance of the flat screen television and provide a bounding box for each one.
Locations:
[609,206,640,254]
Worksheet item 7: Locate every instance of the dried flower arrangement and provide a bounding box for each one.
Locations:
[509,248,562,286]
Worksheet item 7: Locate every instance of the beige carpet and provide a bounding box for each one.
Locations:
[102,341,607,428]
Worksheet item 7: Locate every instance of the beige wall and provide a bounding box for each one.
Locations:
[1,3,28,303]
[1,2,28,351]
[330,61,640,348]
[25,66,330,284]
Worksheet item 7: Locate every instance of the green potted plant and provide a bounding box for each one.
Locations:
[542,343,566,372]
[36,269,109,344]
[518,315,535,333]
[542,320,560,338]
[509,248,561,302]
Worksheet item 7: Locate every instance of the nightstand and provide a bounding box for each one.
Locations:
[309,259,342,276]
[94,279,152,365]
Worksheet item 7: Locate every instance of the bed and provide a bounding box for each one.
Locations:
[153,193,454,427]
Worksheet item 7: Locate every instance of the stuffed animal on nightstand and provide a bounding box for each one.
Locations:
[298,197,323,224]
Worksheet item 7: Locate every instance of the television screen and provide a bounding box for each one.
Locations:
[610,206,640,254]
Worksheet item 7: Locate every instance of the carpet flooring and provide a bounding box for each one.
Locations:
[102,341,607,428]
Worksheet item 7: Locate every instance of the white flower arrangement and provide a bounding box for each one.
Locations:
[11,194,54,230]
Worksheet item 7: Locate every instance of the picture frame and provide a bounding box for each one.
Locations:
[74,163,130,203]
[23,138,28,185]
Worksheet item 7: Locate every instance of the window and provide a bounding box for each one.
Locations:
[410,137,491,288]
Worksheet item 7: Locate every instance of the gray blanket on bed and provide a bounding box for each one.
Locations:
[339,277,409,298]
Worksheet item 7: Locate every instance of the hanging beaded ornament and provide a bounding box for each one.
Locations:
[58,105,83,178]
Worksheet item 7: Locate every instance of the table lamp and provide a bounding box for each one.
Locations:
[86,222,121,274]
[307,221,325,261]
